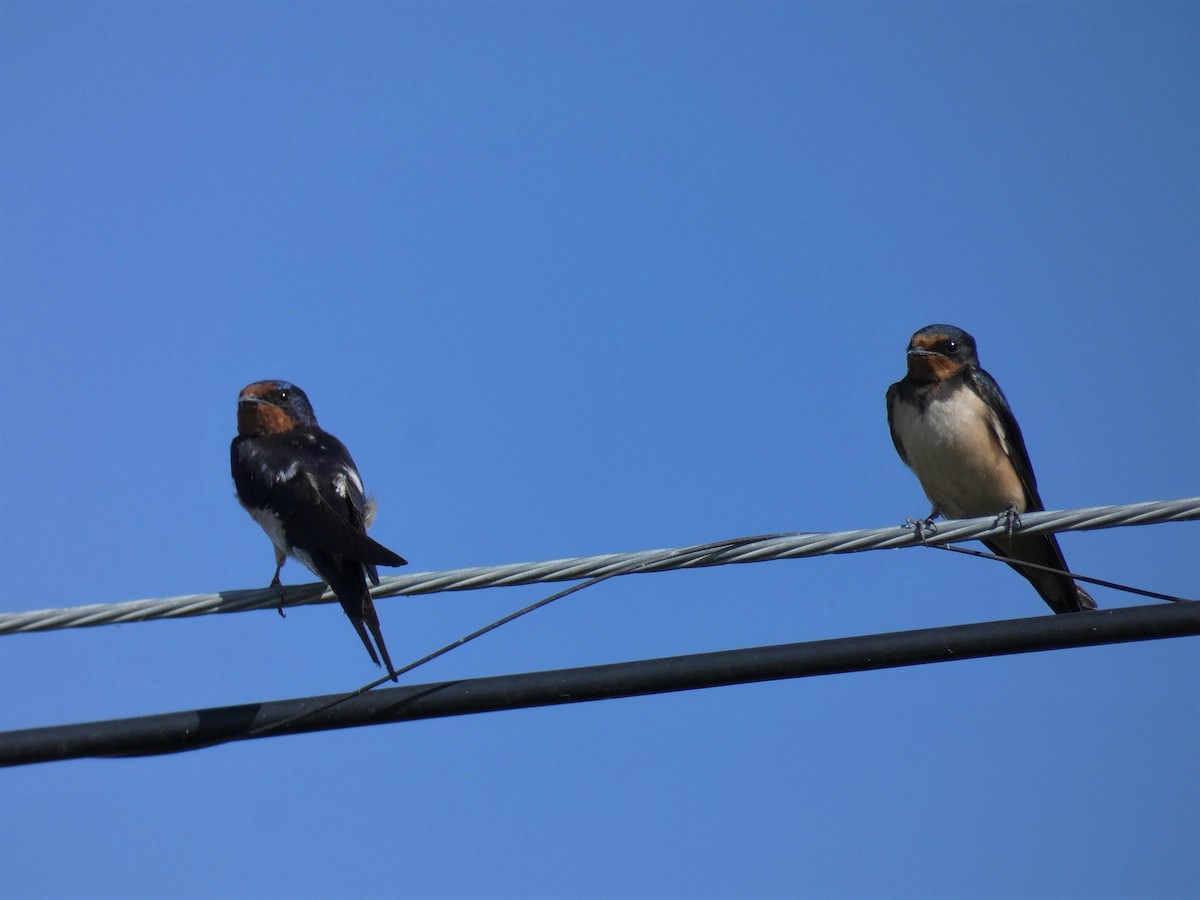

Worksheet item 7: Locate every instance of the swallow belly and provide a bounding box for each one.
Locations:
[895,392,1026,519]
[244,504,292,561]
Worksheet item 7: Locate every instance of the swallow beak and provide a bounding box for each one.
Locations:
[238,389,266,406]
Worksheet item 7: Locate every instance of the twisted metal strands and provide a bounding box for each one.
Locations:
[2,497,1196,636]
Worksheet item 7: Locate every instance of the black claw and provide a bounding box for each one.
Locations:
[903,516,939,542]
[993,504,1022,545]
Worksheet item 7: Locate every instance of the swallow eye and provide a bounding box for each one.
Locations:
[277,389,290,402]
[943,340,958,355]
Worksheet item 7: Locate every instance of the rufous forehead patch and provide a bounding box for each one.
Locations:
[909,333,951,351]
[239,382,277,401]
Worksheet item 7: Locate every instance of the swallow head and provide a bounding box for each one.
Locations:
[903,324,979,383]
[236,380,318,436]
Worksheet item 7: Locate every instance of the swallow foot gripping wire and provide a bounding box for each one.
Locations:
[993,504,1021,545]
[903,516,940,543]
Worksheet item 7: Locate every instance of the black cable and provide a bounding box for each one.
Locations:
[2,601,1195,767]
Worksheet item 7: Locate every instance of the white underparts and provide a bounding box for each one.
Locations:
[892,388,1026,518]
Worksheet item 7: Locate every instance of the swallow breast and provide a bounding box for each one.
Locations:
[894,387,1027,519]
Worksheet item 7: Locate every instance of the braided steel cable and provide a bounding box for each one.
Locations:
[1,497,1196,635]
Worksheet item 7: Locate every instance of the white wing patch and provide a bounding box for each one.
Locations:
[333,465,365,505]
[333,470,349,498]
[251,456,298,485]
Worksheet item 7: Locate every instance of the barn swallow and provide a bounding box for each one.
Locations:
[886,325,1095,614]
[231,380,407,680]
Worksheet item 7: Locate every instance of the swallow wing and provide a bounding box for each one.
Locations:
[290,432,408,568]
[885,380,911,466]
[963,367,1044,511]
[232,431,407,568]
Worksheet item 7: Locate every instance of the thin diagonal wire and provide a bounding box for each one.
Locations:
[2,497,1196,635]
[930,543,1187,603]
[239,534,773,741]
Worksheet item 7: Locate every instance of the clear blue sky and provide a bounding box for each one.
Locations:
[2,2,1197,897]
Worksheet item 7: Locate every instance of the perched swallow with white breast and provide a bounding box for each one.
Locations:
[231,380,407,679]
[886,325,1095,614]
